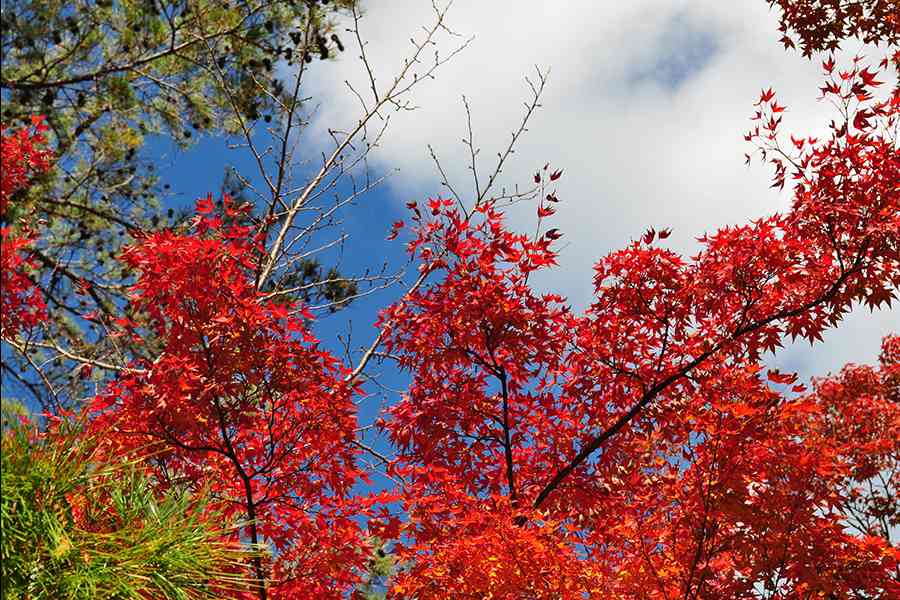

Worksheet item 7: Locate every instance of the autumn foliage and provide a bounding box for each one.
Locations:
[805,335,899,541]
[0,115,52,219]
[378,56,899,592]
[2,1,899,598]
[767,0,900,55]
[1,117,51,336]
[88,198,367,598]
[1,229,46,336]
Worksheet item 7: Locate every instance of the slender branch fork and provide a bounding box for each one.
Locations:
[255,2,472,290]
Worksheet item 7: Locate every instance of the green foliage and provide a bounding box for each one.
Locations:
[2,1,353,142]
[1,419,250,599]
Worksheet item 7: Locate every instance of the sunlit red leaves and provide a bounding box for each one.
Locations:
[803,335,899,531]
[374,48,900,596]
[1,229,46,336]
[378,197,591,596]
[668,367,895,598]
[0,118,52,336]
[89,196,366,597]
[390,503,600,599]
[0,115,52,219]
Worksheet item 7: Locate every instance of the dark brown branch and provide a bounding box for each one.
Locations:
[498,368,518,504]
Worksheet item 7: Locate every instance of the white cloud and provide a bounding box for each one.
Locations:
[305,0,897,376]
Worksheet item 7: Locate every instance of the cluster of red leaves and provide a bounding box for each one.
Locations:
[1,116,51,336]
[584,361,896,598]
[1,115,52,219]
[1,231,47,336]
[802,335,899,542]
[767,0,900,56]
[378,198,588,597]
[89,197,367,598]
[378,54,899,598]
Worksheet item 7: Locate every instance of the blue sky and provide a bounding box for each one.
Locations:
[627,10,720,91]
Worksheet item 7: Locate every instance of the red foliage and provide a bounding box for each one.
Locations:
[90,197,366,598]
[1,115,52,219]
[378,54,899,598]
[803,335,899,541]
[767,0,900,56]
[1,230,46,335]
[1,117,51,336]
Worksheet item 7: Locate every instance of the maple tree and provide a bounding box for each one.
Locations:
[802,334,899,546]
[374,19,899,600]
[87,196,369,598]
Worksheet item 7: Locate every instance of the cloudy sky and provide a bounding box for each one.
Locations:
[297,0,897,378]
